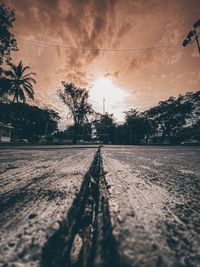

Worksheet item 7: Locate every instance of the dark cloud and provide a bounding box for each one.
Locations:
[104,71,119,78]
[116,23,132,39]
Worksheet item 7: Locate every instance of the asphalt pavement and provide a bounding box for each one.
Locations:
[103,146,200,267]
[0,145,200,267]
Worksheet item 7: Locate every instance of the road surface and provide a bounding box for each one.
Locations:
[0,145,200,267]
[103,146,200,267]
[0,146,97,267]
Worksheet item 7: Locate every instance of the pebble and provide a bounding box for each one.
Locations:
[28,213,37,219]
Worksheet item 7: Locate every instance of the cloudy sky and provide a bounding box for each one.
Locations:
[2,0,200,124]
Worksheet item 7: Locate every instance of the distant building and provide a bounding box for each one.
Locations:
[0,123,13,142]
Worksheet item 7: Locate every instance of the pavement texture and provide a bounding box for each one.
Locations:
[0,145,200,267]
[0,146,97,267]
[103,146,200,267]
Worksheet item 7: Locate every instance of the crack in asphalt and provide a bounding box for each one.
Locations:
[41,147,119,267]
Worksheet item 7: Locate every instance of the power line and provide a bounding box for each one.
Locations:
[18,37,182,52]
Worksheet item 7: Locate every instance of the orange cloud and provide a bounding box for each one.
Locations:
[2,0,200,122]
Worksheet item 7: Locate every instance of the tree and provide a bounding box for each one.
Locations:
[93,112,116,144]
[0,4,17,65]
[175,91,200,143]
[177,120,200,143]
[146,94,193,143]
[4,60,36,103]
[58,82,93,143]
[123,109,147,144]
[184,91,200,123]
[0,76,13,101]
[65,123,92,142]
[0,103,60,142]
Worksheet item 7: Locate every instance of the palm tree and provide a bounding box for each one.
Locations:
[5,60,36,103]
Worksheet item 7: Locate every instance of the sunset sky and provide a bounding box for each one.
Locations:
[2,0,200,125]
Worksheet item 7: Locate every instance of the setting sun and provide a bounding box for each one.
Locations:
[90,77,128,119]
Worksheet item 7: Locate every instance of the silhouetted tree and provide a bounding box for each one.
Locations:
[93,112,116,143]
[0,3,18,100]
[0,4,17,66]
[64,123,92,142]
[123,109,147,144]
[146,94,193,143]
[177,120,200,143]
[185,91,200,122]
[58,82,93,143]
[175,91,200,143]
[0,103,60,142]
[0,76,13,101]
[3,60,36,103]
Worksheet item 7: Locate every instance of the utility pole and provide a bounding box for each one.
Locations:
[45,120,48,143]
[183,19,200,55]
[102,98,106,144]
[103,98,105,115]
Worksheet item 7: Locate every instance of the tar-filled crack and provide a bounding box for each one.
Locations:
[41,147,119,267]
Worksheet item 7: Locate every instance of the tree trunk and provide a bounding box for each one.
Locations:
[12,95,16,103]
[73,124,78,144]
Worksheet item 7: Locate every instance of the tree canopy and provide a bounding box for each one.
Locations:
[58,82,93,143]
[0,103,60,141]
[2,60,36,103]
[58,82,93,125]
[92,112,116,143]
[146,94,194,140]
[0,4,17,65]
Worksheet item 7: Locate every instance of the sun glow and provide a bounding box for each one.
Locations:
[90,77,128,120]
